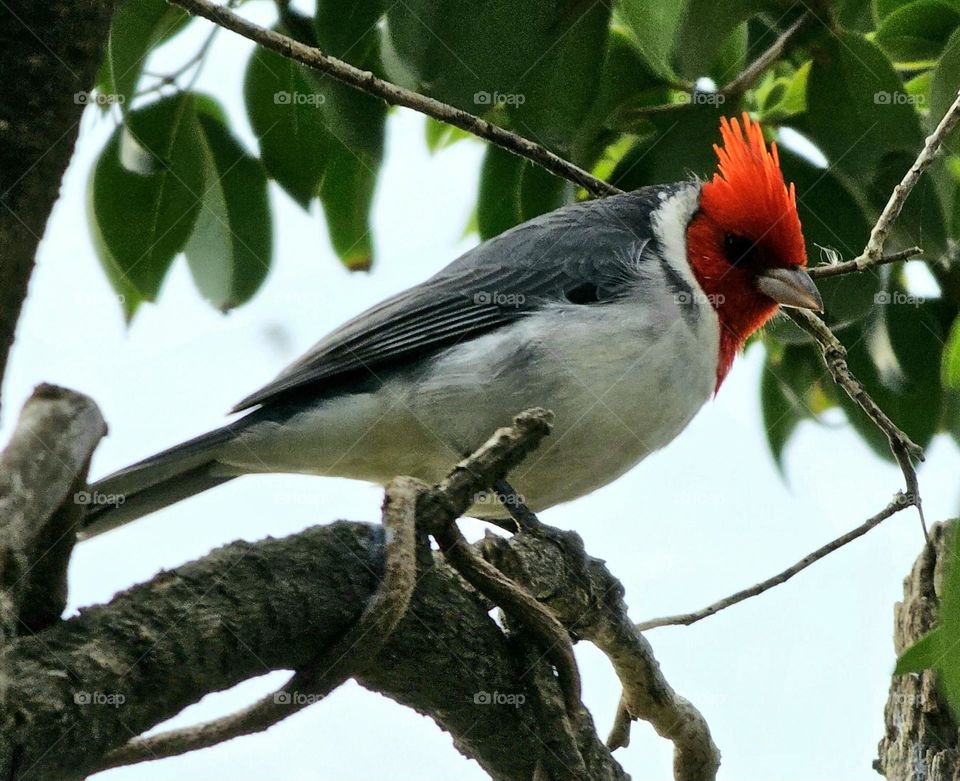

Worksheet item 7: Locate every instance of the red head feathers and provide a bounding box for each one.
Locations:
[686,113,818,390]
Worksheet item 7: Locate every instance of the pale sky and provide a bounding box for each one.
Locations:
[5,12,958,780]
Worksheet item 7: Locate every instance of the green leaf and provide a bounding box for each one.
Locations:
[315,0,384,56]
[835,0,877,30]
[90,93,203,303]
[424,118,473,153]
[383,0,576,111]
[758,61,810,122]
[707,22,749,87]
[184,102,272,311]
[876,0,960,62]
[314,0,387,157]
[86,176,144,321]
[573,24,668,156]
[870,151,948,259]
[837,294,945,458]
[319,148,378,271]
[938,524,960,717]
[760,344,823,469]
[615,0,684,81]
[774,148,879,337]
[877,0,915,18]
[477,146,524,240]
[895,627,943,674]
[807,31,923,181]
[509,0,612,151]
[930,27,960,146]
[943,316,960,389]
[243,43,331,208]
[519,162,569,222]
[672,0,771,81]
[610,100,731,189]
[96,0,191,107]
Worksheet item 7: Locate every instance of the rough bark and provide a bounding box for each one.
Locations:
[0,385,107,637]
[0,1,115,406]
[0,520,627,781]
[875,522,960,780]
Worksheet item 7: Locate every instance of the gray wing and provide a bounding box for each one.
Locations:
[231,185,689,412]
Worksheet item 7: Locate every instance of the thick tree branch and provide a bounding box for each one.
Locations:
[0,385,106,638]
[875,521,960,780]
[0,517,627,781]
[0,1,115,410]
[98,473,420,771]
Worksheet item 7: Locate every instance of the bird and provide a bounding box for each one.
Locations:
[81,113,822,539]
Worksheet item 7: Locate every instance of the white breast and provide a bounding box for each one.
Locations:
[221,186,720,514]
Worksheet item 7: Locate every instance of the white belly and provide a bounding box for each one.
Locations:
[218,298,719,516]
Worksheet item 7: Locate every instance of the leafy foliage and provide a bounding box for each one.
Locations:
[86,0,960,463]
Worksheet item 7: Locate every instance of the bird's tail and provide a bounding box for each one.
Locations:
[79,424,240,540]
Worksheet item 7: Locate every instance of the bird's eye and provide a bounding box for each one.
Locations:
[723,233,755,267]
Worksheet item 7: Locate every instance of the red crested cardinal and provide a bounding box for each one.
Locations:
[82,113,822,538]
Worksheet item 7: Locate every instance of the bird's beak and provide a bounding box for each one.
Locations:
[755,266,823,312]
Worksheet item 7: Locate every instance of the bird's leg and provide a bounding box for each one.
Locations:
[493,479,590,571]
[492,478,543,534]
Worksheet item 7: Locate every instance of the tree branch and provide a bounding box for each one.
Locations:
[807,247,923,279]
[854,89,960,274]
[2,410,635,781]
[875,520,960,780]
[480,528,720,780]
[167,0,620,198]
[787,308,925,526]
[636,494,910,631]
[0,2,115,411]
[0,384,106,638]
[97,473,420,771]
[0,516,627,781]
[720,12,812,97]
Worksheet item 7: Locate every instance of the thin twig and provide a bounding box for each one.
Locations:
[807,247,922,279]
[720,12,812,96]
[787,309,926,535]
[851,89,960,273]
[98,474,420,770]
[636,494,910,631]
[167,0,620,198]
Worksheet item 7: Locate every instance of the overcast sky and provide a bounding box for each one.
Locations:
[6,11,959,780]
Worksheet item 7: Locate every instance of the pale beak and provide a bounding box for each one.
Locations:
[755,267,824,312]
